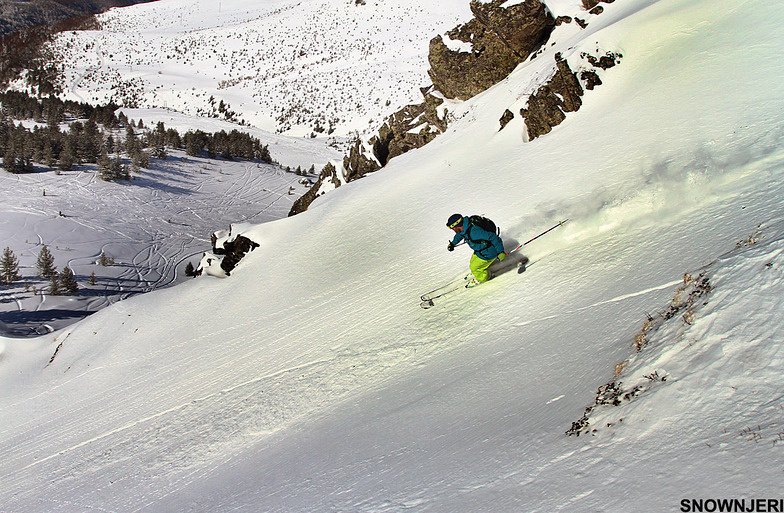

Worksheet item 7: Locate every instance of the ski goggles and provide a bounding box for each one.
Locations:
[448,217,463,229]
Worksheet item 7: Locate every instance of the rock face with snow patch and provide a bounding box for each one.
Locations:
[520,56,584,140]
[290,163,336,216]
[369,86,448,168]
[214,235,260,276]
[288,88,450,216]
[343,140,381,182]
[520,51,621,140]
[290,0,614,216]
[582,0,616,15]
[428,0,555,101]
[289,1,555,216]
[197,230,260,277]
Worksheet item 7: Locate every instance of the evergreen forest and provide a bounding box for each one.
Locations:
[0,90,274,179]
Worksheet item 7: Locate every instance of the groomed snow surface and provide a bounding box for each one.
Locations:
[2,0,784,511]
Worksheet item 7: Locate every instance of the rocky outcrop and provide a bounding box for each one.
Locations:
[520,55,584,140]
[214,234,259,275]
[289,163,334,216]
[428,0,555,100]
[580,70,602,90]
[582,51,621,69]
[499,109,515,130]
[196,229,260,277]
[582,0,615,15]
[289,1,557,216]
[370,86,447,167]
[288,87,450,216]
[343,139,381,182]
[518,51,621,140]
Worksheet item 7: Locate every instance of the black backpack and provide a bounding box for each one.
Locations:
[468,215,499,235]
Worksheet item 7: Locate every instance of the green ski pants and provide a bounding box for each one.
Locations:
[469,253,496,283]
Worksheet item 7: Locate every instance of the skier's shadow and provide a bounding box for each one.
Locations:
[489,238,530,277]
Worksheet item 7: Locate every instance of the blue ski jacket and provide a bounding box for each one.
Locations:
[450,217,505,261]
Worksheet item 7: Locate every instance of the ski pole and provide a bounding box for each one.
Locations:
[507,219,568,254]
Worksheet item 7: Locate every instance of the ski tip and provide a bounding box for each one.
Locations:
[420,299,435,309]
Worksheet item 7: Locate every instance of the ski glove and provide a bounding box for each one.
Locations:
[498,252,507,261]
[447,242,455,252]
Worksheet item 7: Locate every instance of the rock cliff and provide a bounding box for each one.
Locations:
[428,0,555,101]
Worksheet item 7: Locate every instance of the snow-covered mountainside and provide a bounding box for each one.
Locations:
[41,0,473,138]
[2,0,784,511]
[0,0,158,38]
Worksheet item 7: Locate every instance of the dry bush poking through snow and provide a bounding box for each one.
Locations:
[567,270,713,436]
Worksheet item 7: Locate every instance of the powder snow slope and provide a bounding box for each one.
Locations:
[2,0,784,511]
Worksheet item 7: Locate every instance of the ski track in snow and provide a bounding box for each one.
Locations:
[510,278,685,328]
[0,150,312,336]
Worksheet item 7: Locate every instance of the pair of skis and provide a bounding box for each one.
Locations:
[419,256,528,309]
[420,219,568,309]
[420,274,475,309]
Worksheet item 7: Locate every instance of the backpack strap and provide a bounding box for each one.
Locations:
[465,222,493,251]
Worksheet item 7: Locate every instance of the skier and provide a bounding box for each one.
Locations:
[446,213,506,287]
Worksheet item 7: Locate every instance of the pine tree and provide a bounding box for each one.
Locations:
[131,148,150,169]
[125,124,141,156]
[2,145,17,173]
[185,132,202,156]
[98,150,113,180]
[125,125,149,169]
[0,247,21,284]
[164,128,178,148]
[49,270,61,295]
[36,245,56,278]
[78,119,101,163]
[58,138,75,171]
[150,127,167,159]
[59,267,78,295]
[43,140,56,168]
[149,121,168,159]
[115,155,130,180]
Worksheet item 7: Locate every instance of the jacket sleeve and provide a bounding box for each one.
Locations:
[451,232,465,246]
[491,232,505,256]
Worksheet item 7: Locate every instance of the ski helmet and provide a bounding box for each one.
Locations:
[447,214,463,229]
